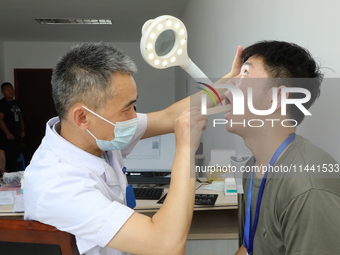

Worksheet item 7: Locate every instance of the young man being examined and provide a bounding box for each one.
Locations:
[24,42,241,255]
[227,41,340,255]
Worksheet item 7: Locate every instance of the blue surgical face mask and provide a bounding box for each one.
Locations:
[82,106,138,151]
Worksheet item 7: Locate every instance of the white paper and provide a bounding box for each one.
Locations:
[0,191,16,205]
[210,149,235,167]
[203,181,225,191]
[13,194,25,212]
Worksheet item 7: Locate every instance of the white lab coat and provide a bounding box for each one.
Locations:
[24,114,147,255]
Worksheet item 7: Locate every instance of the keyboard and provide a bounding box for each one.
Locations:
[127,172,171,185]
[133,187,164,200]
[157,193,218,205]
[194,194,218,205]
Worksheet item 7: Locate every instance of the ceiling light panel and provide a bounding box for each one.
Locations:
[35,19,112,25]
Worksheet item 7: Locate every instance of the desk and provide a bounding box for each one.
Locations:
[1,181,239,254]
[135,182,238,237]
[134,181,239,255]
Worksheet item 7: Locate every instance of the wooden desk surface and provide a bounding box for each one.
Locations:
[1,180,238,216]
[134,181,239,240]
[1,181,239,240]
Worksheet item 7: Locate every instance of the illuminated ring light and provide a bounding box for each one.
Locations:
[140,15,190,69]
[140,15,212,83]
[141,15,231,116]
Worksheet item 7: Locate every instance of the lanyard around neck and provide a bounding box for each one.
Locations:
[244,133,296,255]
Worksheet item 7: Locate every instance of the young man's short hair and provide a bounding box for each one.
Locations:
[241,40,323,124]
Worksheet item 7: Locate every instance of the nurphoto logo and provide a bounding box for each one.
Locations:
[197,79,312,128]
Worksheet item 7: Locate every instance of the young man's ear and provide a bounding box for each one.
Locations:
[272,85,288,112]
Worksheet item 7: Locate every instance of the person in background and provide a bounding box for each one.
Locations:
[227,41,340,255]
[0,149,5,176]
[0,82,25,172]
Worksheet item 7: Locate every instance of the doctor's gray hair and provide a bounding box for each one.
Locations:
[51,42,137,120]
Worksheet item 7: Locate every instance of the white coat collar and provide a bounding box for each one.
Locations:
[44,117,110,178]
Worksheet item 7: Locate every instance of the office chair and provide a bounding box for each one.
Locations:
[0,219,80,255]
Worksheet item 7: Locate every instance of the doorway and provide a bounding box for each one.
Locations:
[14,69,57,165]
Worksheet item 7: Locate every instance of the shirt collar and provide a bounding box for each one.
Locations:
[45,117,107,177]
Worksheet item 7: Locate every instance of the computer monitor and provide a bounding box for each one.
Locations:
[124,133,176,184]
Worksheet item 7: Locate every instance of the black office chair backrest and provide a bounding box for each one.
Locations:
[0,219,80,255]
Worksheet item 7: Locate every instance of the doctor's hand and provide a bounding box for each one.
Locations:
[224,45,243,79]
[174,107,208,153]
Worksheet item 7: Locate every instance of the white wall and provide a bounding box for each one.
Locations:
[3,41,175,113]
[178,0,340,163]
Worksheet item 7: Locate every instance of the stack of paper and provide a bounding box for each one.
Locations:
[0,190,24,213]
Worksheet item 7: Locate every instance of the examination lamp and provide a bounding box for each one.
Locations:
[140,15,231,115]
[141,15,247,185]
[140,15,211,83]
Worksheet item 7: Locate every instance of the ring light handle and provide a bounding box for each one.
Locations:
[182,60,213,84]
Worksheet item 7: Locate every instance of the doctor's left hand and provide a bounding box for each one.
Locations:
[224,45,243,79]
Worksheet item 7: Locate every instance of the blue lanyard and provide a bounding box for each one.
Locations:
[244,133,295,254]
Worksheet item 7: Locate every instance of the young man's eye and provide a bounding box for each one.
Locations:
[241,69,250,77]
